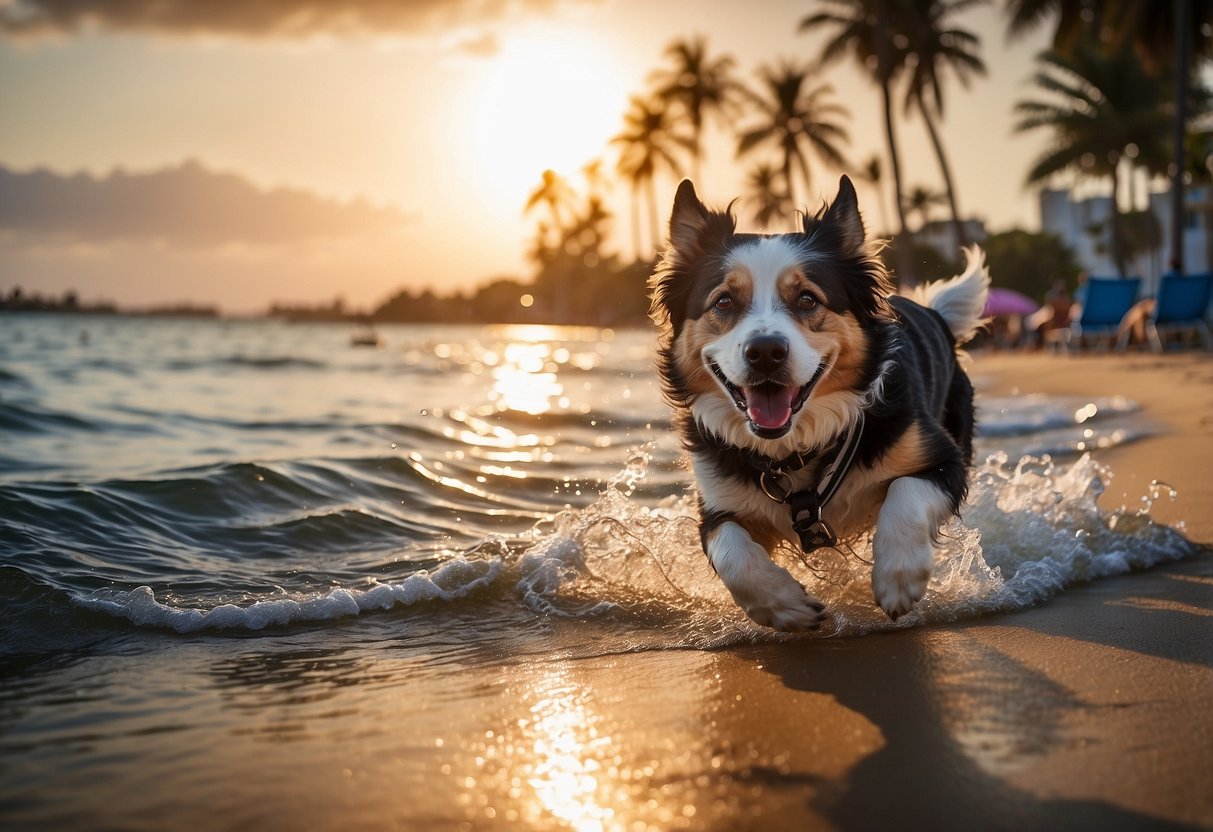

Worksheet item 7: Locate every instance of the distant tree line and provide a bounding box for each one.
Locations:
[0,286,218,317]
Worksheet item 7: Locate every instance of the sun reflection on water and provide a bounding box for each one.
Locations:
[491,342,565,415]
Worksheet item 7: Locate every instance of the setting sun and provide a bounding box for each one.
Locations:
[462,28,629,209]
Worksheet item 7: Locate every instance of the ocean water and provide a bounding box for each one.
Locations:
[0,314,1206,828]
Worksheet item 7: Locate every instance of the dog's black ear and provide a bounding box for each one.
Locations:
[814,175,865,255]
[667,180,733,263]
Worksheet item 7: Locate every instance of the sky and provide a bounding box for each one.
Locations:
[0,0,1054,313]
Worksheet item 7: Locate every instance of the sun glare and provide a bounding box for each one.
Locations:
[464,29,627,209]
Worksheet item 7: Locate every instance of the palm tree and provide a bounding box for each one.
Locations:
[901,0,986,250]
[1004,0,1213,270]
[1014,39,1170,274]
[736,61,850,210]
[611,95,694,259]
[802,0,915,282]
[524,169,576,229]
[744,162,792,229]
[1004,0,1102,53]
[649,35,740,183]
[904,184,948,229]
[854,153,891,235]
[580,158,610,201]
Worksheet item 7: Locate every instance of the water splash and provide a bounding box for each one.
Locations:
[72,449,1206,646]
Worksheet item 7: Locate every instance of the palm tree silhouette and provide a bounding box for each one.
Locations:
[854,153,891,235]
[524,169,576,229]
[649,35,741,183]
[1015,38,1170,274]
[580,159,611,201]
[611,95,694,259]
[802,0,914,281]
[1004,0,1101,54]
[902,0,986,250]
[736,60,849,210]
[904,183,948,229]
[1006,0,1213,270]
[744,162,792,229]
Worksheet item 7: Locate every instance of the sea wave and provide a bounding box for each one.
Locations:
[62,451,1207,646]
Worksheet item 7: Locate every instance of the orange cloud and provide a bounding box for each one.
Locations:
[0,0,588,39]
[0,160,414,246]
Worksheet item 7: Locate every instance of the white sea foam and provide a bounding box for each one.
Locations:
[74,449,1204,643]
[75,555,504,633]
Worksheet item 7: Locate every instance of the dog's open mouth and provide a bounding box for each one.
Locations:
[708,360,827,437]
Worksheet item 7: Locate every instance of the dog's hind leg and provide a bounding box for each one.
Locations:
[704,520,827,632]
[871,475,956,620]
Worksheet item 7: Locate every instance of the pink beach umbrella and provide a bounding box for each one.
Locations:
[983,287,1040,317]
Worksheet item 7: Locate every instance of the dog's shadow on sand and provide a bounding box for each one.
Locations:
[749,556,1213,830]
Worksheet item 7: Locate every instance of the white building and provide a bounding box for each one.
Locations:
[1039,185,1212,295]
[915,218,988,261]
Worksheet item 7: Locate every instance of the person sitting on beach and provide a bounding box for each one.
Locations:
[1025,276,1078,348]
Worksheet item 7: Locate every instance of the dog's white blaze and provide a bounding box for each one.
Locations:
[703,238,823,391]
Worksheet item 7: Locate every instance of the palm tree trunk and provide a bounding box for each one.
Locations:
[1109,162,1127,276]
[1169,0,1191,272]
[873,0,914,285]
[880,77,915,285]
[631,185,642,262]
[783,150,796,212]
[874,183,891,237]
[646,175,660,258]
[919,101,966,251]
[692,123,703,185]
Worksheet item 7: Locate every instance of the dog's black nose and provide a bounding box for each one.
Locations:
[744,335,788,373]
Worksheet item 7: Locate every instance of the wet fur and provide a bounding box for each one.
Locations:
[651,176,989,630]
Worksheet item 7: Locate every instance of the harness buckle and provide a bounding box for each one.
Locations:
[759,469,793,503]
[790,498,837,552]
[797,519,837,551]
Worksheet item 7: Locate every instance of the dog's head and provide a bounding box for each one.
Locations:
[651,175,894,449]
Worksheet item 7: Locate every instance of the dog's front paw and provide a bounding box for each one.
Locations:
[872,554,931,621]
[707,521,827,632]
[735,564,827,632]
[872,477,950,621]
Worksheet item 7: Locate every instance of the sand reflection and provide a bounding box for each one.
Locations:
[523,665,616,831]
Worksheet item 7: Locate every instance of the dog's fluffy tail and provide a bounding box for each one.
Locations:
[907,245,990,345]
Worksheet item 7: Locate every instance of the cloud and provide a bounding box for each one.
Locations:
[0,160,414,246]
[0,0,582,40]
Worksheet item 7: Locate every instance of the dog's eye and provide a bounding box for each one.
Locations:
[797,291,819,311]
[714,294,735,312]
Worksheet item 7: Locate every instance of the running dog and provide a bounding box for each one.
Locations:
[651,175,988,631]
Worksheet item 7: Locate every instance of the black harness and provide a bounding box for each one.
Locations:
[708,412,866,554]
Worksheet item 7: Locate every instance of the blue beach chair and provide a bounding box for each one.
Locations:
[1064,276,1141,352]
[1136,272,1213,352]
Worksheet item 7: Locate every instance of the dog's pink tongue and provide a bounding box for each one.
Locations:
[744,385,796,429]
